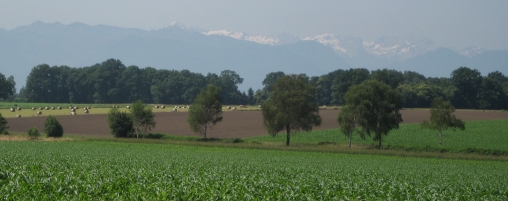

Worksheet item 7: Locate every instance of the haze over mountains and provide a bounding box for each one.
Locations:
[1,21,507,92]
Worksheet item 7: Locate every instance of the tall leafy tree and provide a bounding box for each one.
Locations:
[331,68,370,105]
[450,67,482,109]
[218,70,244,104]
[478,71,508,109]
[421,97,465,146]
[370,68,404,89]
[187,84,223,139]
[44,116,64,138]
[343,80,403,148]
[337,105,364,148]
[0,73,15,100]
[247,87,255,105]
[130,100,156,138]
[256,71,286,103]
[261,74,322,146]
[402,70,427,84]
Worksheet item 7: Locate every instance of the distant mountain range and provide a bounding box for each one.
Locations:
[0,21,507,92]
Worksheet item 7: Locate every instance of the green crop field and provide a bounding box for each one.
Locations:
[1,141,507,200]
[246,120,508,153]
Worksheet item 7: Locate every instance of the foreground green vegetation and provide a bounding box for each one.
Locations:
[1,141,507,200]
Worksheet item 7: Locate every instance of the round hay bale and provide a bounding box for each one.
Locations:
[37,111,42,115]
[16,114,21,118]
[127,106,131,109]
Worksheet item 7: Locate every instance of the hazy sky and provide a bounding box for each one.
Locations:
[1,0,507,50]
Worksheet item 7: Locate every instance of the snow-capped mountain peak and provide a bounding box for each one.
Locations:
[302,34,348,54]
[459,46,485,58]
[201,27,437,61]
[203,30,280,45]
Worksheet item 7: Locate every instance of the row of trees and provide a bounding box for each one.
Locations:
[3,59,508,109]
[19,59,251,105]
[185,75,463,148]
[302,67,508,109]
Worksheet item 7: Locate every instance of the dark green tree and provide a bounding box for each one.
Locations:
[478,72,508,109]
[187,84,223,139]
[261,74,322,146]
[108,107,134,138]
[256,71,286,103]
[44,116,64,138]
[0,73,15,100]
[402,70,427,85]
[370,68,404,89]
[331,68,370,105]
[450,67,482,109]
[130,100,156,138]
[247,87,255,105]
[343,80,403,148]
[0,113,8,134]
[421,97,465,146]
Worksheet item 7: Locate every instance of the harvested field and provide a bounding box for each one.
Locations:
[6,109,508,138]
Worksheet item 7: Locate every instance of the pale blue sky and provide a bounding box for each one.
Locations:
[1,0,507,50]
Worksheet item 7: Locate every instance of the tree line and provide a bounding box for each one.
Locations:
[2,58,508,109]
[16,59,251,105]
[254,67,508,109]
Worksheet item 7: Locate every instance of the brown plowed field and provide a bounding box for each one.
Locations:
[7,110,508,138]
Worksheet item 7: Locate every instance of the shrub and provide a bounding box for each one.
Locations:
[44,116,64,138]
[108,107,134,138]
[28,127,40,139]
[232,138,244,143]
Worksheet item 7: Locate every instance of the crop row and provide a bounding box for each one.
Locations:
[1,141,507,200]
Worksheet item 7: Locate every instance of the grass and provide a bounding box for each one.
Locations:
[1,141,507,200]
[244,120,508,155]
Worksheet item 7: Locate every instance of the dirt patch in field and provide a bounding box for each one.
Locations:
[6,110,508,139]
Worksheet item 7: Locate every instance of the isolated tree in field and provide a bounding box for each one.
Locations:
[261,74,322,146]
[343,80,403,148]
[0,113,8,134]
[44,116,64,138]
[337,105,365,148]
[108,107,134,138]
[187,84,223,139]
[130,100,156,138]
[421,97,465,146]
[27,127,40,140]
